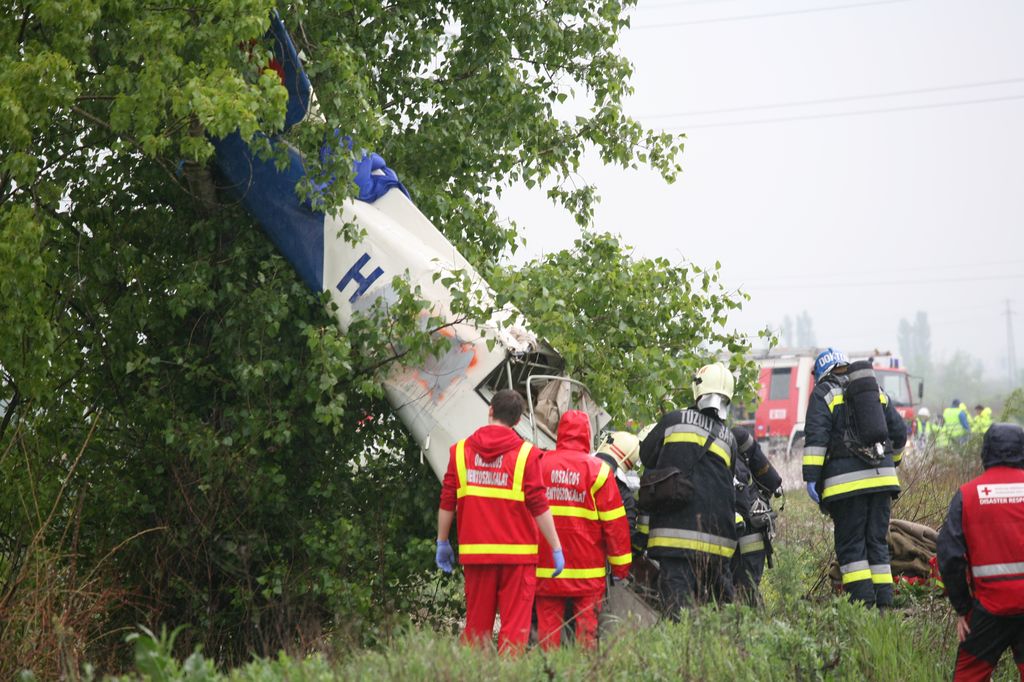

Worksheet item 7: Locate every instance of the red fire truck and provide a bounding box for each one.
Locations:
[748,348,921,457]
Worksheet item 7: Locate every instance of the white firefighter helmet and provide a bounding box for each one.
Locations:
[918,406,931,419]
[597,431,641,470]
[693,362,734,420]
[693,362,735,401]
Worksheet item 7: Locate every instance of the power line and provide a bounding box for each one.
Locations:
[640,77,1024,120]
[633,0,906,29]
[635,0,759,9]
[920,305,1011,321]
[740,259,1024,283]
[661,92,1024,130]
[748,273,1024,291]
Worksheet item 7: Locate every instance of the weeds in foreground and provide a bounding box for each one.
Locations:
[17,434,1019,680]
[0,414,141,679]
[83,541,973,682]
[95,598,967,682]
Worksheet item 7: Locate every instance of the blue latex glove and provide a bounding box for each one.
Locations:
[435,540,454,574]
[552,549,565,577]
[806,482,820,504]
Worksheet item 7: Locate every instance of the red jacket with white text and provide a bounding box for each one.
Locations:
[938,423,1024,616]
[439,424,549,565]
[537,410,632,595]
[958,465,1024,615]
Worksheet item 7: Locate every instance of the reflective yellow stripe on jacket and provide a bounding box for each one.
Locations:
[821,467,900,499]
[803,445,827,468]
[662,432,731,468]
[455,440,532,501]
[591,462,611,496]
[827,389,887,413]
[598,506,626,521]
[647,528,737,558]
[738,533,765,554]
[549,504,598,520]
[608,552,631,566]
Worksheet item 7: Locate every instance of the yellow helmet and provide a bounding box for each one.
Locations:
[597,431,641,469]
[692,362,735,401]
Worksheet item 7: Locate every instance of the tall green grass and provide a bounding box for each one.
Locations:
[88,540,990,682]
[36,440,1024,681]
[94,597,963,682]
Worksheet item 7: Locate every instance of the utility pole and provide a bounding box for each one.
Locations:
[1007,299,1018,388]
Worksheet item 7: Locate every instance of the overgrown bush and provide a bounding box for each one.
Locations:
[0,419,130,678]
[1001,388,1024,424]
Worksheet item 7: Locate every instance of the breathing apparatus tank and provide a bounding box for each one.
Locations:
[843,360,890,461]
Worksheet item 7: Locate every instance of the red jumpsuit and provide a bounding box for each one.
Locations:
[439,424,548,653]
[535,410,632,650]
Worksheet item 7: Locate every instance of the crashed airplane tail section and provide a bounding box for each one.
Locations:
[211,13,607,481]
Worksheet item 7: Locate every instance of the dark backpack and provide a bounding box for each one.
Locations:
[638,432,714,512]
[839,360,891,466]
[638,466,695,512]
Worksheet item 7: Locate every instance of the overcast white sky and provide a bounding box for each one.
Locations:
[494,0,1024,383]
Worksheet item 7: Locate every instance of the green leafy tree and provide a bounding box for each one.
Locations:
[490,232,765,425]
[0,0,755,670]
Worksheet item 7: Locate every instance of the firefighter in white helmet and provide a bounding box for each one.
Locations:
[595,431,642,552]
[638,362,740,617]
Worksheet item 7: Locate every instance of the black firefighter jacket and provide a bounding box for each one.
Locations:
[732,427,783,520]
[594,451,641,550]
[801,373,908,507]
[638,408,739,561]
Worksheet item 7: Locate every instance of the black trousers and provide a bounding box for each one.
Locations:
[828,492,893,607]
[656,553,733,620]
[954,602,1024,680]
[732,545,767,607]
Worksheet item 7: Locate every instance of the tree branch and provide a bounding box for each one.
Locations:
[0,387,21,444]
[16,6,31,47]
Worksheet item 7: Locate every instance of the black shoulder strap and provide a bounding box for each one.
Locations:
[683,431,716,478]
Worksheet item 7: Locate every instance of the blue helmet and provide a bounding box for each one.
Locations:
[813,348,849,381]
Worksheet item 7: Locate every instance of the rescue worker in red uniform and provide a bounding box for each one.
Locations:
[535,411,632,650]
[435,389,564,653]
[937,422,1024,681]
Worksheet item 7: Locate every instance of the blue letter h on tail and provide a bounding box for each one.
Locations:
[337,253,384,303]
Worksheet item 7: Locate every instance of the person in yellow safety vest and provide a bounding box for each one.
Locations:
[939,399,971,448]
[972,405,993,435]
[915,407,937,449]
